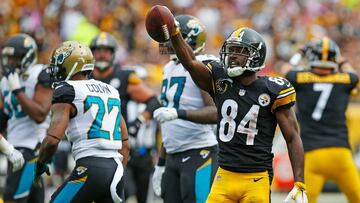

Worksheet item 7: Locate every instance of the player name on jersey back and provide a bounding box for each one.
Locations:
[85,82,112,94]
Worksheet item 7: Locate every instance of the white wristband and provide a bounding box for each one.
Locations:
[0,136,15,155]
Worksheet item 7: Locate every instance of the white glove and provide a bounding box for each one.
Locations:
[0,137,25,172]
[284,182,308,203]
[7,71,22,92]
[153,107,178,123]
[152,165,165,196]
[7,148,25,172]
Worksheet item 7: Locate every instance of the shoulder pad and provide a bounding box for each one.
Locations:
[205,60,222,73]
[266,76,296,112]
[37,67,52,88]
[52,82,75,104]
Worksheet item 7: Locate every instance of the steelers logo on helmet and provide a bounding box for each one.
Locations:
[258,93,271,107]
[220,27,266,77]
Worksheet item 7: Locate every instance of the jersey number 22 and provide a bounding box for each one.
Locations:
[84,96,121,140]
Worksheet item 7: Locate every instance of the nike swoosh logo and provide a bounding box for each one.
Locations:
[182,156,191,163]
[55,84,65,89]
[253,177,263,182]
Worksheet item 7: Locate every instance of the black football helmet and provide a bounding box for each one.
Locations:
[1,33,38,74]
[159,15,206,59]
[304,37,340,70]
[220,27,266,77]
[89,32,117,71]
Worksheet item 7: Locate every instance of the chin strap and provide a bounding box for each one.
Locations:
[227,66,245,77]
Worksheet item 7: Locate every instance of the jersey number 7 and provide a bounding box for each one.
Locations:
[312,83,333,121]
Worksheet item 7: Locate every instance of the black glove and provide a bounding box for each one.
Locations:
[33,161,50,186]
[127,115,145,137]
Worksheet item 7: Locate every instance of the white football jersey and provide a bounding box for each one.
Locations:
[0,64,50,149]
[160,55,218,153]
[53,79,123,161]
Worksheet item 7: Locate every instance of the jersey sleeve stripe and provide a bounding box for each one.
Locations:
[205,63,216,94]
[272,92,296,112]
[128,73,142,85]
[206,63,213,73]
[232,28,245,38]
[279,86,295,95]
[277,89,296,99]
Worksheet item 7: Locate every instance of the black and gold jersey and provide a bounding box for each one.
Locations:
[286,69,358,152]
[207,61,296,173]
[91,64,141,123]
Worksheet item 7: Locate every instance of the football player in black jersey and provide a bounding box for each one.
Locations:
[148,10,307,203]
[90,32,161,203]
[284,37,360,203]
[0,34,52,203]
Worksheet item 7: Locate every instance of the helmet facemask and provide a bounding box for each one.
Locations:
[90,32,117,72]
[221,41,264,77]
[1,34,37,75]
[92,47,114,71]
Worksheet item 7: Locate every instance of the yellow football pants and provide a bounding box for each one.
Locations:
[206,167,270,203]
[305,147,360,203]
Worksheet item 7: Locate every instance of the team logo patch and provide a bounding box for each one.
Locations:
[258,93,270,107]
[200,150,210,159]
[215,78,233,94]
[239,89,246,96]
[76,166,88,175]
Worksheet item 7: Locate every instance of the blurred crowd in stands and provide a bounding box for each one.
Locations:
[1,0,360,91]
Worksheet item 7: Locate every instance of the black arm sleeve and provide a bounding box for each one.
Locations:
[0,109,8,134]
[145,96,161,116]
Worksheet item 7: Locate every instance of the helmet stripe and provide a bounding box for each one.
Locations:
[99,32,107,45]
[232,28,245,39]
[321,37,329,61]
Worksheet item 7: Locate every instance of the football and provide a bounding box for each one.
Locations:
[145,5,175,43]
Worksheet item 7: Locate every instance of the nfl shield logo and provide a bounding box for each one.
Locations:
[239,89,246,96]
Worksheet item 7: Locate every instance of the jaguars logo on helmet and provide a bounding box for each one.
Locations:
[220,27,266,77]
[304,37,340,70]
[159,15,206,60]
[89,32,118,71]
[49,41,94,83]
[1,33,37,74]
